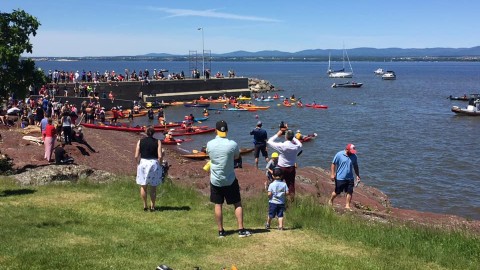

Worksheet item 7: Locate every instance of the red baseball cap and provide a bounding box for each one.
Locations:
[346,143,357,154]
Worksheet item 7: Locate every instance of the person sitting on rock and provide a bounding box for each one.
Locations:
[54,142,74,165]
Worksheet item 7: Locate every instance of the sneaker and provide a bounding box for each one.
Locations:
[218,230,226,238]
[278,227,284,231]
[265,223,270,229]
[238,229,252,238]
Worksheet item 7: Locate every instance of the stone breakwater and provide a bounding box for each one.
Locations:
[248,78,277,93]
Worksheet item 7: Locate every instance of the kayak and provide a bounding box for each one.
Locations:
[170,127,216,136]
[81,123,144,132]
[238,105,270,110]
[184,103,210,108]
[255,98,274,102]
[299,133,318,143]
[160,138,192,145]
[180,148,254,160]
[151,123,182,132]
[305,104,328,109]
[237,96,251,101]
[208,108,255,112]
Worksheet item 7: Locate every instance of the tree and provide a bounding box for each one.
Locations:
[0,9,45,104]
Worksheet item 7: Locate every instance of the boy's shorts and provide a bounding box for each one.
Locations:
[268,202,285,218]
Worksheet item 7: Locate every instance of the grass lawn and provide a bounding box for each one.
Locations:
[0,176,478,270]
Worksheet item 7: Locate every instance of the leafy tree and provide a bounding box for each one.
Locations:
[0,9,45,104]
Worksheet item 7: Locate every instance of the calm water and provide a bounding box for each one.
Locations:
[36,60,480,220]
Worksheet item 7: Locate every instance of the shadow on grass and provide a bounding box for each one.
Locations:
[0,188,36,197]
[155,206,191,212]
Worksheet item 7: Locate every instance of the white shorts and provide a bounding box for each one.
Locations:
[136,159,163,186]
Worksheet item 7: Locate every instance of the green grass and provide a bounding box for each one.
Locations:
[1,176,478,270]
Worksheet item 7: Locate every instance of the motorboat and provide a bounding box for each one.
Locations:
[374,68,385,75]
[382,71,396,80]
[451,98,480,116]
[448,93,480,101]
[331,81,363,88]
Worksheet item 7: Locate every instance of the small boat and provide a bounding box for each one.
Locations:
[374,68,385,75]
[255,98,274,102]
[451,105,480,116]
[382,71,396,80]
[238,105,270,110]
[305,104,328,109]
[448,94,480,101]
[451,98,480,116]
[184,103,210,108]
[105,110,147,120]
[81,123,144,132]
[170,127,216,136]
[331,81,363,88]
[208,108,253,112]
[161,138,191,145]
[180,148,254,160]
[237,96,252,101]
[299,133,318,143]
[197,98,228,104]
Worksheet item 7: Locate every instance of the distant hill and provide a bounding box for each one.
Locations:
[144,46,480,58]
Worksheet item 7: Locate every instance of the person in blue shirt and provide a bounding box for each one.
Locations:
[266,167,289,230]
[250,121,268,168]
[206,120,252,238]
[328,143,361,211]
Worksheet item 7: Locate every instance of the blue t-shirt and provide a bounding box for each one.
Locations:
[332,150,358,180]
[268,180,288,204]
[206,136,240,187]
[250,128,267,145]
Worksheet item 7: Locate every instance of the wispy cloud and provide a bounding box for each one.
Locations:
[148,7,281,22]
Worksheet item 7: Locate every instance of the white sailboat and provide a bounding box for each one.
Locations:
[327,48,354,78]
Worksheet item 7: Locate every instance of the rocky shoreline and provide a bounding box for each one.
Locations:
[1,125,479,234]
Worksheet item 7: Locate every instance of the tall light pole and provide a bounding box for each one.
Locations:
[198,27,205,81]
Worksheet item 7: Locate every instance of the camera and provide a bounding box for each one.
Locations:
[279,121,287,135]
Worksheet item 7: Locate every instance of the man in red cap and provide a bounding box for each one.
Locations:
[328,143,361,210]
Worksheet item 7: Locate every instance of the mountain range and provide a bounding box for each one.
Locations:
[143,46,480,58]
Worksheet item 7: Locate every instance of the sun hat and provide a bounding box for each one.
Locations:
[216,120,228,138]
[271,152,279,158]
[346,143,357,154]
[296,129,301,133]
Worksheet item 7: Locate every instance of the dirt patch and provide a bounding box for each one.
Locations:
[1,125,479,234]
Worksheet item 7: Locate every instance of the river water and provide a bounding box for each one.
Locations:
[35,60,480,220]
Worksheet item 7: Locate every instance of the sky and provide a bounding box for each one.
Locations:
[3,0,480,57]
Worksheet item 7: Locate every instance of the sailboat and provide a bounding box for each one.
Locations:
[327,47,354,78]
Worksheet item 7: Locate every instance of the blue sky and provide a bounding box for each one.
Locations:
[3,0,479,57]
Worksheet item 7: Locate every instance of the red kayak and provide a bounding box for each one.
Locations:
[81,123,144,132]
[170,127,216,136]
[299,133,318,143]
[152,123,182,132]
[305,104,328,109]
[161,138,191,145]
